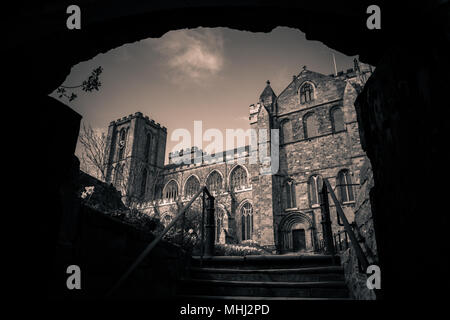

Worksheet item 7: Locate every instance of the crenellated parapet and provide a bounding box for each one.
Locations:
[167,145,251,170]
[249,102,262,124]
[109,111,167,132]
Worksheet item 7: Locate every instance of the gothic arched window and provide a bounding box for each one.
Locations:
[303,113,319,139]
[309,175,323,207]
[241,202,253,241]
[184,175,200,198]
[280,119,292,144]
[230,166,247,190]
[300,82,314,103]
[285,180,297,209]
[331,107,345,132]
[144,133,152,162]
[337,169,354,203]
[206,171,223,194]
[118,128,127,160]
[140,168,148,198]
[164,180,178,201]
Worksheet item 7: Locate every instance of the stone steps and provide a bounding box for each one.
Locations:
[189,266,345,282]
[190,254,340,269]
[178,278,349,298]
[177,254,349,300]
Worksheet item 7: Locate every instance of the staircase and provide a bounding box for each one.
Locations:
[176,254,350,300]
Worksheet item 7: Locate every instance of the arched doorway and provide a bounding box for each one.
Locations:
[278,212,314,253]
[292,228,306,252]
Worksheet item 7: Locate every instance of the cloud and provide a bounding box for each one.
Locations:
[155,28,224,83]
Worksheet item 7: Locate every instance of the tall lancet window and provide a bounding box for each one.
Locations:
[303,113,319,138]
[331,107,345,132]
[118,128,127,160]
[241,202,253,241]
[285,180,297,209]
[337,169,354,203]
[144,133,152,163]
[309,175,323,207]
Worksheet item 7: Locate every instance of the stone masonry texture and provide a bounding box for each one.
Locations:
[104,66,372,253]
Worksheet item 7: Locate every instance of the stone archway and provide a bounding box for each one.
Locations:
[278,212,315,253]
[20,1,448,301]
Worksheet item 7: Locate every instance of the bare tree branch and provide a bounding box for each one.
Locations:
[78,122,108,181]
[57,66,103,102]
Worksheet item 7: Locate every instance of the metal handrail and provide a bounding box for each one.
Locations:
[323,178,369,271]
[106,186,211,297]
[334,229,350,252]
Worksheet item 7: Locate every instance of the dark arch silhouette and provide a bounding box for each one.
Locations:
[20,1,449,301]
[16,1,435,97]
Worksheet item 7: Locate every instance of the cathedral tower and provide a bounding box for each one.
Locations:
[247,80,278,250]
[104,112,167,204]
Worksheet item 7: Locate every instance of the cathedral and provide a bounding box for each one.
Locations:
[103,63,371,253]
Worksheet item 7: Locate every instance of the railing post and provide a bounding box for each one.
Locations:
[200,191,205,263]
[180,210,185,246]
[323,178,370,271]
[338,232,342,251]
[320,182,335,255]
[344,231,349,249]
[204,194,215,256]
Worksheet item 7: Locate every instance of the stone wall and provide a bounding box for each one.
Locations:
[51,202,189,299]
[274,68,368,252]
[105,112,167,204]
[250,98,277,249]
[354,159,377,262]
[276,69,346,116]
[340,247,376,300]
[80,205,189,299]
[138,158,255,245]
[352,29,449,298]
[340,158,377,300]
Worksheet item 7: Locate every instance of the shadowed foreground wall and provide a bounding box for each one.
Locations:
[72,205,188,299]
[341,159,377,300]
[52,170,190,299]
[354,42,449,300]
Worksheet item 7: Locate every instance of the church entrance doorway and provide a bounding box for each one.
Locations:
[292,229,306,252]
[278,212,314,253]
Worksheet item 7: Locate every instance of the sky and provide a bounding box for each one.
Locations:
[51,27,357,163]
